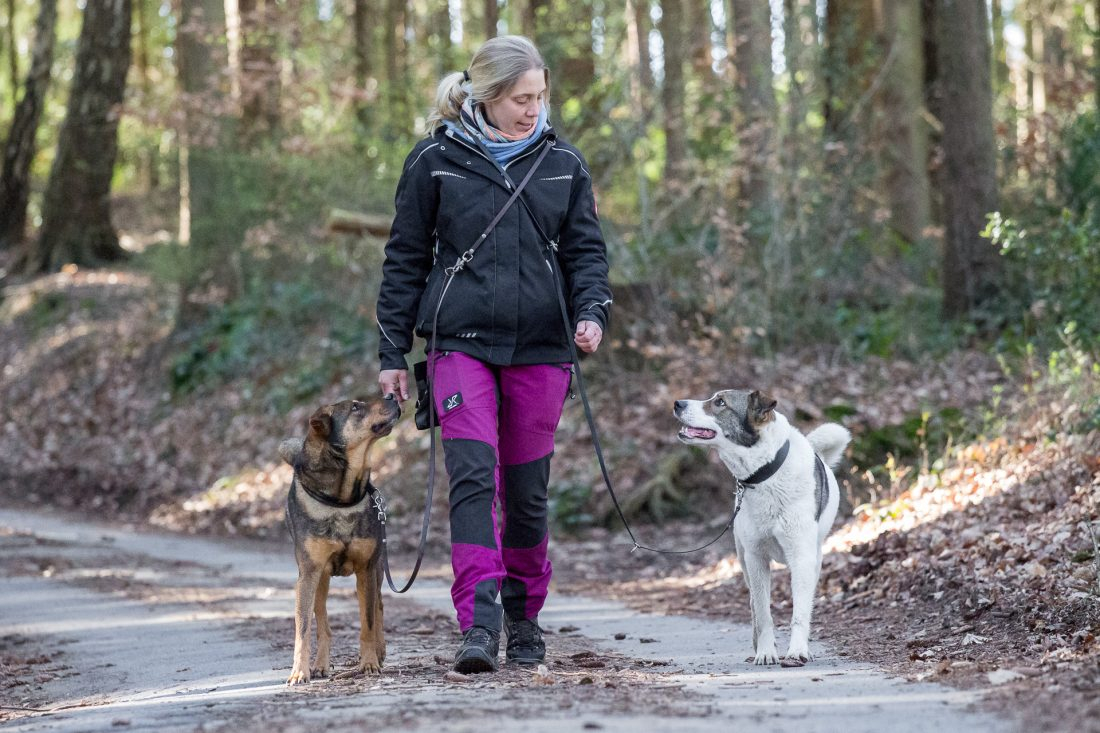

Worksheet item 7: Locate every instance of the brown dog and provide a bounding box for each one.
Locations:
[279,395,400,684]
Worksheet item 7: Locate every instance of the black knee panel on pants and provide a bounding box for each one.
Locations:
[502,455,551,549]
[445,438,498,549]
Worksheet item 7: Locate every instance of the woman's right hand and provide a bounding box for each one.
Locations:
[379,369,409,402]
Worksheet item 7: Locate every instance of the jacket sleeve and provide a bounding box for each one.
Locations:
[557,151,612,332]
[376,144,438,371]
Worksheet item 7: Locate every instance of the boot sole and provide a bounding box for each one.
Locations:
[505,654,544,666]
[454,650,498,674]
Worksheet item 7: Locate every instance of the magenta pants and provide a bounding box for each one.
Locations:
[429,350,571,632]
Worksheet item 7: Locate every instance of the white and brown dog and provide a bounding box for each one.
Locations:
[674,390,850,666]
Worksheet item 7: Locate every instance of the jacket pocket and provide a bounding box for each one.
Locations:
[437,176,494,239]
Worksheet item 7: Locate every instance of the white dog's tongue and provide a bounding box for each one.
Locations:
[682,427,716,439]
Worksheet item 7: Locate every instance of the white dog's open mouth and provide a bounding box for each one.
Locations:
[678,426,717,440]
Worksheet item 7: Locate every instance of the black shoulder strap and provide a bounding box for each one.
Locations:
[444,141,552,277]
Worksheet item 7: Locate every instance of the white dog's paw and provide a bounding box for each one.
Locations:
[784,639,813,664]
[752,646,779,665]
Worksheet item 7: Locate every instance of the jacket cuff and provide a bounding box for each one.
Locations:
[379,349,408,372]
[576,304,609,333]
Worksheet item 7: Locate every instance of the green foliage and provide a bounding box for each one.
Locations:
[1058,110,1100,223]
[548,481,596,533]
[986,209,1100,355]
[848,407,969,481]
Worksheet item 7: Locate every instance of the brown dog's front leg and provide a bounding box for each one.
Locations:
[312,572,333,677]
[288,565,320,685]
[356,564,384,674]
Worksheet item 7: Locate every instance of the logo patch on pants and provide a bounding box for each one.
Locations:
[443,392,463,412]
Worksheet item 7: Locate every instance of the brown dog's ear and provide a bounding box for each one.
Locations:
[308,411,333,438]
[749,390,778,424]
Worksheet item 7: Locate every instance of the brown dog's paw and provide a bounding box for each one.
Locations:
[287,665,311,685]
[358,652,383,675]
[310,664,330,678]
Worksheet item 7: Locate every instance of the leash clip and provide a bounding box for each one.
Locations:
[373,491,388,524]
[445,249,475,276]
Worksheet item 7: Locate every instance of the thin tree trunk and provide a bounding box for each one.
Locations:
[730,0,776,218]
[659,0,687,182]
[936,0,1001,318]
[384,0,408,138]
[177,0,240,315]
[633,0,653,89]
[5,0,16,109]
[0,0,57,252]
[484,0,498,40]
[134,0,159,190]
[237,0,281,144]
[30,0,131,273]
[353,0,375,133]
[1095,0,1099,115]
[433,1,452,78]
[876,0,930,244]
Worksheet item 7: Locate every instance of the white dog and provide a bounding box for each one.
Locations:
[674,389,850,666]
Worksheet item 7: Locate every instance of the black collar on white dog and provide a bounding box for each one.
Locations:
[741,439,791,485]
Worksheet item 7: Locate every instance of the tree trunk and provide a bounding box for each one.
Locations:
[432,1,453,79]
[518,0,544,40]
[876,0,931,244]
[5,0,16,109]
[0,0,57,252]
[177,0,240,313]
[353,0,375,133]
[730,0,776,219]
[632,0,653,89]
[237,0,281,144]
[29,0,131,273]
[823,0,875,138]
[1095,0,1099,115]
[936,0,1001,318]
[133,0,159,190]
[484,0,498,40]
[384,0,408,138]
[659,0,687,182]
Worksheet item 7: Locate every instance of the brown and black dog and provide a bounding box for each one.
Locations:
[278,395,401,685]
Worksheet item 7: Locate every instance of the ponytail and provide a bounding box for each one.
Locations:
[426,72,468,135]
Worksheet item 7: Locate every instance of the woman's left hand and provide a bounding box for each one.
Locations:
[574,320,603,353]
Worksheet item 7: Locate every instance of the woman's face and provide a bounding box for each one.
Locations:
[483,68,546,137]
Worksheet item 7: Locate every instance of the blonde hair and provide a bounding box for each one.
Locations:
[426,35,550,135]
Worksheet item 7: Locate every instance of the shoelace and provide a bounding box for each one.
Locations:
[508,620,542,647]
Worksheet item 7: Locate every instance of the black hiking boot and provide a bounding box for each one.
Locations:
[454,626,499,674]
[504,616,545,665]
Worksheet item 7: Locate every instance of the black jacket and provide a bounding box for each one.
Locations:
[376,126,612,371]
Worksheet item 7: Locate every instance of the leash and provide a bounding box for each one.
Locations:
[377,140,552,593]
[507,172,797,555]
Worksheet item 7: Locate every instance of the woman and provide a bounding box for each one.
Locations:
[376,35,612,674]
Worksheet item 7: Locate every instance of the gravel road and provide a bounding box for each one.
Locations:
[0,508,1017,733]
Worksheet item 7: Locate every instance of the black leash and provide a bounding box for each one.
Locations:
[377,140,552,593]
[506,168,794,555]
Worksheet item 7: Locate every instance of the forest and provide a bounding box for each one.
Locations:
[0,0,1098,728]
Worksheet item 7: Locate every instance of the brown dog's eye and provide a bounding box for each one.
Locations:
[351,403,361,412]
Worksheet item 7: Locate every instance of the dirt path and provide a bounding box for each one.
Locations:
[0,508,1016,732]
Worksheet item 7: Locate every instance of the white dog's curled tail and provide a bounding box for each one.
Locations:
[807,423,851,467]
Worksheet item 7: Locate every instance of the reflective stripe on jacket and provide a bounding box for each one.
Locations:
[376,127,612,371]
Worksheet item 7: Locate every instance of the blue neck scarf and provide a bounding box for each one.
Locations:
[445,98,549,166]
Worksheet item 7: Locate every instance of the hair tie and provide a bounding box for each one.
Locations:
[462,69,470,82]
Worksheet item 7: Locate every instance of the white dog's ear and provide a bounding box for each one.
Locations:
[278,437,305,466]
[749,390,778,424]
